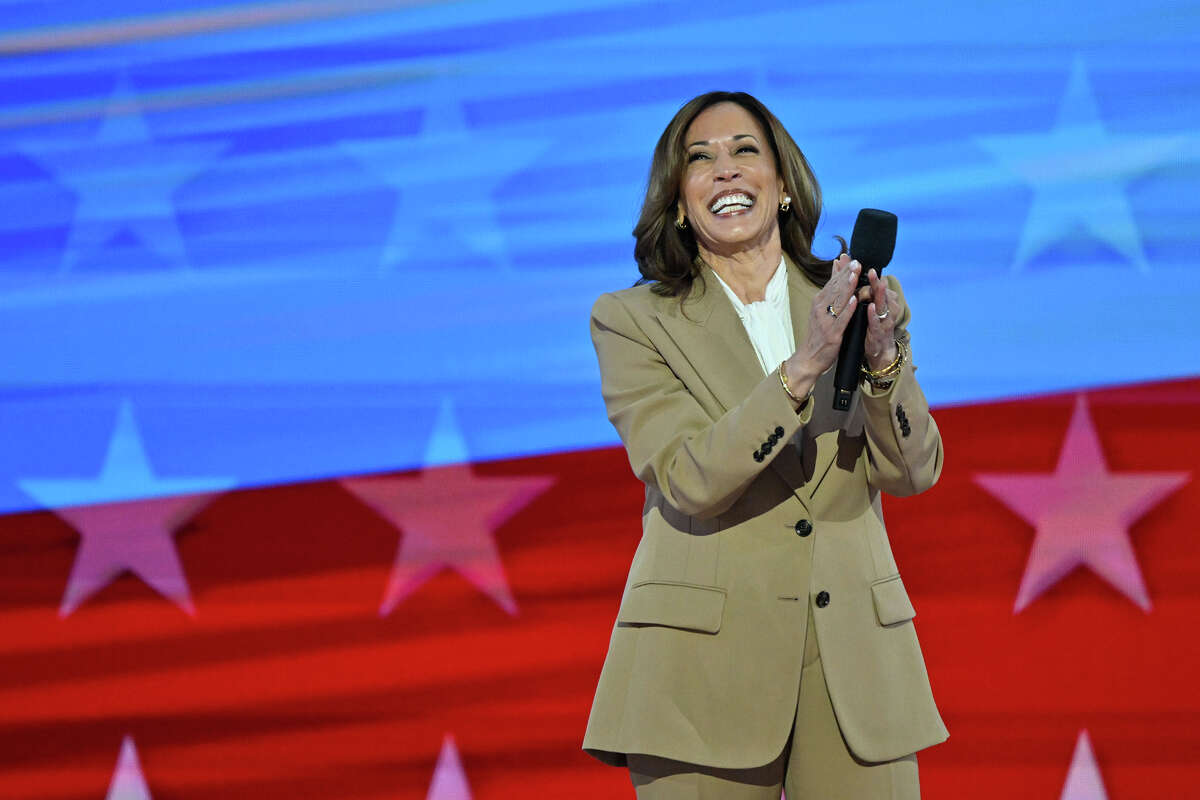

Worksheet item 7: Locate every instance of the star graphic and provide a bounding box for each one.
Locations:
[977,56,1187,272]
[340,76,549,273]
[105,736,153,800]
[18,400,235,616]
[974,395,1188,613]
[339,399,554,616]
[1059,730,1109,800]
[19,73,226,274]
[425,734,473,800]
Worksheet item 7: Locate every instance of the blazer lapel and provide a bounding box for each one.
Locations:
[784,258,816,364]
[770,260,843,501]
[655,270,765,415]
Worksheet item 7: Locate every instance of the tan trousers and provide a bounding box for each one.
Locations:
[627,608,920,800]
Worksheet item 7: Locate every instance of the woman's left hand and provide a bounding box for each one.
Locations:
[858,270,901,372]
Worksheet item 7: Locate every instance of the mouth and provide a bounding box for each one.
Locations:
[708,190,755,216]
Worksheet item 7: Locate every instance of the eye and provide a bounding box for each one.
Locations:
[736,144,759,155]
[687,151,710,163]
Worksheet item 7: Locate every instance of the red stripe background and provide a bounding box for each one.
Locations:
[1,378,1198,797]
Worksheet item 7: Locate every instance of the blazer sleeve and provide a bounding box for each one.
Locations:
[859,275,944,497]
[591,291,813,520]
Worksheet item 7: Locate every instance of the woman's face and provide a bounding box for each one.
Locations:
[678,102,785,259]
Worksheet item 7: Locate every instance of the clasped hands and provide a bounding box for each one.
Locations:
[780,254,901,404]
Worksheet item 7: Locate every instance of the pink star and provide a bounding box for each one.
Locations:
[342,399,553,616]
[975,395,1188,612]
[341,463,553,616]
[425,734,473,800]
[105,736,153,800]
[18,401,233,617]
[53,495,218,617]
[1059,730,1108,800]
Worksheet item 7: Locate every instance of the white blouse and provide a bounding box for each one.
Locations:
[709,257,795,376]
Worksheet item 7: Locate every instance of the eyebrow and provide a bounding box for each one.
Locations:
[686,134,760,148]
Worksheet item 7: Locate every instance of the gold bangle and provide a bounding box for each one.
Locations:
[862,339,907,385]
[779,362,808,405]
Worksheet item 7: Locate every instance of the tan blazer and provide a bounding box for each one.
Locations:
[582,259,948,770]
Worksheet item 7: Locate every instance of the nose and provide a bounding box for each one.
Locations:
[712,150,740,181]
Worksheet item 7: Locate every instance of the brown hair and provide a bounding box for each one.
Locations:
[633,91,838,298]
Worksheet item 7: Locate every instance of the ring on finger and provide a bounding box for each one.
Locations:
[875,308,889,321]
[826,303,838,318]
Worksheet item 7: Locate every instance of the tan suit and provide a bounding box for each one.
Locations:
[583,259,947,772]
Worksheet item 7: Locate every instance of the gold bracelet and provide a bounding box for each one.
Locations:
[779,362,808,405]
[861,339,907,386]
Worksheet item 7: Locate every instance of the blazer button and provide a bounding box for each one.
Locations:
[815,590,830,608]
[753,450,764,462]
[774,426,785,437]
[794,519,812,537]
[761,442,773,454]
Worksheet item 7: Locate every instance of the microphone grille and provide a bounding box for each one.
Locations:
[849,209,897,271]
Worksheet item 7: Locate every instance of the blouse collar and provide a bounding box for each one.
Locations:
[709,255,789,320]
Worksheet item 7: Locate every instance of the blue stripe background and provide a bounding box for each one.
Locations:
[0,0,1197,512]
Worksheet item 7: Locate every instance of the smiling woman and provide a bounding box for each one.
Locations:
[583,91,947,799]
[678,104,789,277]
[632,92,830,302]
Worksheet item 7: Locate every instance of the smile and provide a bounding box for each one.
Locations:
[708,191,755,216]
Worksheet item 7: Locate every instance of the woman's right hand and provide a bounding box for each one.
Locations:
[782,254,860,400]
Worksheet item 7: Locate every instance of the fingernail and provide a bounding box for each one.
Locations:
[850,260,860,269]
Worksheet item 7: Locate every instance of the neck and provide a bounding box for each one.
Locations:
[702,240,783,304]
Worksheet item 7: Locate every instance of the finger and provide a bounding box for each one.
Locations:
[867,269,887,311]
[857,284,885,306]
[824,259,857,308]
[820,259,861,322]
[830,253,848,279]
[873,292,897,335]
[855,269,874,304]
[833,294,858,333]
[870,275,897,327]
[866,301,884,345]
[830,254,851,290]
[841,259,861,300]
[818,257,843,304]
[870,304,893,338]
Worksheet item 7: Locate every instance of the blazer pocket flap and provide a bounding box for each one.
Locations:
[617,580,726,634]
[871,574,916,626]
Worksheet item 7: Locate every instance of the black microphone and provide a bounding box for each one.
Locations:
[832,209,898,411]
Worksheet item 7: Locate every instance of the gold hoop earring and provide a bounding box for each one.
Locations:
[779,195,792,213]
[675,215,688,230]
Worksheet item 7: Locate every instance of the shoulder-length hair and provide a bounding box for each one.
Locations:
[634,91,838,298]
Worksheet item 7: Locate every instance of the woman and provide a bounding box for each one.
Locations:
[583,91,947,799]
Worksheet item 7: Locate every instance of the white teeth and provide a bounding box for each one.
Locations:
[709,193,754,214]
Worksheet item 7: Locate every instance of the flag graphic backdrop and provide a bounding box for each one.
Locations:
[1,1,1198,797]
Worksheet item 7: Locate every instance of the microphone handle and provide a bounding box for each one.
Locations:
[832,303,869,411]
